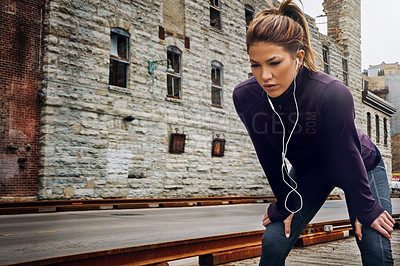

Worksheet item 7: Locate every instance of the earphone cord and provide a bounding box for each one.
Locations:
[266,73,303,215]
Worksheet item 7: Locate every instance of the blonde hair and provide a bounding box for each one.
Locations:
[246,0,318,72]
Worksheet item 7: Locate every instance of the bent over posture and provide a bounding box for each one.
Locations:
[233,1,394,265]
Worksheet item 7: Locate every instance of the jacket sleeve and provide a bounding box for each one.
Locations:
[233,91,292,222]
[320,81,384,226]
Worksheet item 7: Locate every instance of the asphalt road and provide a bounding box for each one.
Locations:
[1,199,399,265]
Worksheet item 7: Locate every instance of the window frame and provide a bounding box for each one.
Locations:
[364,80,369,90]
[212,138,226,157]
[375,115,380,143]
[211,60,223,107]
[109,28,130,88]
[167,46,182,99]
[342,58,348,85]
[367,112,371,138]
[209,0,221,29]
[245,4,254,30]
[322,45,330,74]
[384,117,388,146]
[169,133,186,154]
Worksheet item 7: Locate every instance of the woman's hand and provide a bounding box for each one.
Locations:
[262,211,271,227]
[355,211,395,241]
[263,212,295,238]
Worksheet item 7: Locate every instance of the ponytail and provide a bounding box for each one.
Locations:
[246,0,318,72]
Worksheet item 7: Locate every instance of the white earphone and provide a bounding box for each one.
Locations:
[266,57,303,214]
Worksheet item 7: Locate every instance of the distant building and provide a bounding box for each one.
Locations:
[0,0,395,201]
[362,62,399,177]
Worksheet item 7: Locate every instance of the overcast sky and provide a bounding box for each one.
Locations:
[300,0,400,70]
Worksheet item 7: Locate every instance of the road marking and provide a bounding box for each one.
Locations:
[1,234,14,236]
[35,231,57,234]
[89,227,101,229]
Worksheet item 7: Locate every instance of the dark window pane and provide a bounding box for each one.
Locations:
[210,7,221,29]
[212,139,225,157]
[210,0,219,7]
[174,77,181,97]
[212,86,222,106]
[364,80,369,90]
[245,5,254,27]
[166,47,182,98]
[167,74,173,96]
[109,59,127,87]
[167,51,180,73]
[376,115,380,143]
[117,36,127,59]
[169,134,186,154]
[342,58,348,71]
[211,67,221,86]
[367,112,371,138]
[110,29,129,87]
[342,58,348,85]
[167,74,181,98]
[323,46,329,74]
[173,53,180,73]
[384,118,388,145]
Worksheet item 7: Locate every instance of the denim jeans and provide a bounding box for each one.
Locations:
[259,157,393,266]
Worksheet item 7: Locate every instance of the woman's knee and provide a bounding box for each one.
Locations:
[261,225,291,259]
[357,229,393,266]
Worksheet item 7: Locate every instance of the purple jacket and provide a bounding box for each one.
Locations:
[233,67,384,226]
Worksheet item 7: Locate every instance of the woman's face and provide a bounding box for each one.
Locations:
[249,42,303,98]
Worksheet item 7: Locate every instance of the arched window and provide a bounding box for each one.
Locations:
[245,4,254,30]
[375,115,380,143]
[167,46,182,98]
[109,28,130,87]
[322,45,330,74]
[211,60,223,107]
[367,112,371,138]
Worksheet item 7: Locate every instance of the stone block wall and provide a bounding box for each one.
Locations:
[38,0,269,199]
[386,75,400,173]
[34,0,392,200]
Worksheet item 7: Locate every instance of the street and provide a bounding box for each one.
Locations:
[0,199,399,265]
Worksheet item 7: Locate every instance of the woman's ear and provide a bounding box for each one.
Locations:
[296,50,305,66]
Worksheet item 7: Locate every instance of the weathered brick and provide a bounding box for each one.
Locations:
[0,0,45,200]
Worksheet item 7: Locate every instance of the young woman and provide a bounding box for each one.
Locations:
[232,0,395,265]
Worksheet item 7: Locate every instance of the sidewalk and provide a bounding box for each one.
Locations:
[169,230,399,265]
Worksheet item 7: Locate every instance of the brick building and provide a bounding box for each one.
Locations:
[0,0,45,200]
[0,0,394,201]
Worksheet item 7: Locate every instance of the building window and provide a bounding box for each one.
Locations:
[342,58,348,85]
[210,0,221,29]
[375,115,380,143]
[384,118,388,146]
[169,133,186,154]
[245,4,254,30]
[211,60,223,107]
[367,112,371,138]
[322,45,330,74]
[212,138,226,157]
[109,28,130,87]
[167,46,182,98]
[364,80,369,90]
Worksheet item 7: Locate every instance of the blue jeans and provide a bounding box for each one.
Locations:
[259,157,393,266]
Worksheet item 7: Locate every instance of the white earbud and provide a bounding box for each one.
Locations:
[265,56,303,214]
